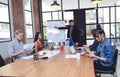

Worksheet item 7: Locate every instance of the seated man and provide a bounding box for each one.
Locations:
[84,29,114,77]
[8,30,29,61]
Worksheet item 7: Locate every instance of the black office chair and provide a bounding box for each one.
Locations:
[95,49,118,77]
[0,54,5,67]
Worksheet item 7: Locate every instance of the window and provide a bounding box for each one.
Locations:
[86,10,96,24]
[102,24,110,38]
[86,24,96,39]
[116,23,120,38]
[116,7,120,22]
[52,11,63,20]
[42,13,51,41]
[0,0,11,42]
[0,0,8,4]
[63,11,73,22]
[111,7,115,23]
[24,0,34,38]
[98,8,110,23]
[80,0,96,9]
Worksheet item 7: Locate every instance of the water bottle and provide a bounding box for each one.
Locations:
[66,38,69,47]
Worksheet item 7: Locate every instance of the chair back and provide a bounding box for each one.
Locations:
[113,49,118,72]
[0,54,5,67]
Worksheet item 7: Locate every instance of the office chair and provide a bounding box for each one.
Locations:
[95,49,118,77]
[0,54,5,67]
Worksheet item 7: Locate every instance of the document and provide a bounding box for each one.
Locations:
[22,50,59,59]
[65,54,77,58]
[45,50,59,58]
[22,55,33,59]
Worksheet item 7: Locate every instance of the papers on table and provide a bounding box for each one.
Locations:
[22,50,59,59]
[22,55,33,59]
[65,54,77,58]
[45,50,59,58]
[65,53,80,59]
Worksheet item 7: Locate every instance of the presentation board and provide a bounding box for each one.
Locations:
[47,20,66,43]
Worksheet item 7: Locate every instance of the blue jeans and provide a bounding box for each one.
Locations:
[69,39,75,47]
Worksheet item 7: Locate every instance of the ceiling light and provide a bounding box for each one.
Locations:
[91,0,102,4]
[51,0,60,8]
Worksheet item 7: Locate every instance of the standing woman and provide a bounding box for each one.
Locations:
[33,32,43,54]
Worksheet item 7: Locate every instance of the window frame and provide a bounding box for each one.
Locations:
[24,0,34,39]
[0,0,12,43]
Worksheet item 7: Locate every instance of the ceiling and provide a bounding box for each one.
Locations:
[42,0,120,11]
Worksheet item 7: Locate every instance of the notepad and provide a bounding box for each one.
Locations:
[65,54,77,58]
[22,55,33,59]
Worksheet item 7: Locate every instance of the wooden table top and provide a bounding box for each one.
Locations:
[0,48,95,77]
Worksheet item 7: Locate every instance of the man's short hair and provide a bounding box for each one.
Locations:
[15,29,23,35]
[69,20,74,23]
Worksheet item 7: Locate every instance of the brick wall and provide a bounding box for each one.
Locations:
[33,0,41,33]
[11,0,41,43]
[12,0,26,43]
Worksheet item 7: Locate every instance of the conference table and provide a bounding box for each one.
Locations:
[0,48,95,77]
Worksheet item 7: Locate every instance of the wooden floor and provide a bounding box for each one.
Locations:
[101,45,120,77]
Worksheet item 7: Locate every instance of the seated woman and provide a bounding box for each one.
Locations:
[89,24,105,51]
[89,29,99,51]
[32,32,43,54]
[84,29,114,71]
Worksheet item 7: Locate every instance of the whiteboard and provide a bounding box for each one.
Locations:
[47,20,66,43]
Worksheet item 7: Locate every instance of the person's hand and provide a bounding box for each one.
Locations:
[21,49,31,56]
[80,52,86,56]
[83,45,89,48]
[83,45,91,53]
[26,52,31,56]
[90,53,106,61]
[100,57,105,60]
[75,42,79,47]
[20,49,26,54]
[89,52,95,58]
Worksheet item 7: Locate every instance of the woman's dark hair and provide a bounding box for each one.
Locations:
[34,32,41,42]
[92,29,105,38]
[91,29,96,35]
[96,24,102,30]
[93,24,105,37]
